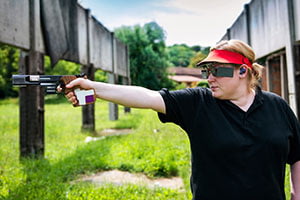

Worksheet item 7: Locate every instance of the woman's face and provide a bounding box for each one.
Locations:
[206,64,242,100]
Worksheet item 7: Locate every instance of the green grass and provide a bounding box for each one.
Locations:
[0,96,191,200]
[0,96,292,199]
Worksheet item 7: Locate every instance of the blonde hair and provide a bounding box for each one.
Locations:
[211,39,264,89]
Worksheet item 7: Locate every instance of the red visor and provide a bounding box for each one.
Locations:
[197,49,253,69]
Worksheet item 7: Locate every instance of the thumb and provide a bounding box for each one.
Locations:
[66,78,82,88]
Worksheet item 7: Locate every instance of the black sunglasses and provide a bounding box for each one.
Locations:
[200,63,234,79]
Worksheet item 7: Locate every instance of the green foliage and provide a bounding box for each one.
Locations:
[0,44,19,98]
[197,80,209,88]
[45,56,108,82]
[167,45,210,68]
[167,44,196,67]
[114,22,175,90]
[189,51,208,68]
[190,45,201,52]
[174,83,187,90]
[45,56,81,75]
[94,70,108,83]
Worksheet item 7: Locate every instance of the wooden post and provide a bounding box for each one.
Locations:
[18,0,45,158]
[109,32,119,120]
[108,73,118,120]
[81,64,95,131]
[19,51,44,158]
[122,77,131,113]
[124,45,131,113]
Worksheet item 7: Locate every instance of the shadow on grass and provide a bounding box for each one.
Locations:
[44,95,68,104]
[4,137,114,200]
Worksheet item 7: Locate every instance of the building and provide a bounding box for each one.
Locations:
[168,67,205,87]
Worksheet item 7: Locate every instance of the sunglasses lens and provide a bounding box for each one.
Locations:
[214,67,234,77]
[200,64,234,78]
[201,70,208,79]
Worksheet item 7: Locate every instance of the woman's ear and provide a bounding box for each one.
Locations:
[239,64,248,77]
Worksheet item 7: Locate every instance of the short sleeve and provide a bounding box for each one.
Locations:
[157,87,210,130]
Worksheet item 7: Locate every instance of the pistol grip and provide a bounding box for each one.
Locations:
[60,76,95,106]
[73,88,96,106]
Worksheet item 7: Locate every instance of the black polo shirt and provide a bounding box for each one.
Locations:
[158,87,300,200]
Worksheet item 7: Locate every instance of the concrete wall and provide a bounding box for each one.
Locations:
[248,0,289,58]
[228,10,249,44]
[294,0,300,41]
[220,0,300,115]
[222,0,291,58]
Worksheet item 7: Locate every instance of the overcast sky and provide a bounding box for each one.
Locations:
[78,0,251,47]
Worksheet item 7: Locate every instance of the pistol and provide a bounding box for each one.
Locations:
[12,74,96,106]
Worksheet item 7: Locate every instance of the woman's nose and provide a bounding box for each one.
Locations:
[207,73,215,83]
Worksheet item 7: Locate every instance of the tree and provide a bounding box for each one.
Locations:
[189,51,208,68]
[167,44,210,68]
[114,22,175,90]
[44,57,80,75]
[0,44,19,98]
[167,44,196,67]
[44,57,107,83]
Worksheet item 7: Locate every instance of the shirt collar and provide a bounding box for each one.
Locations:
[215,86,264,113]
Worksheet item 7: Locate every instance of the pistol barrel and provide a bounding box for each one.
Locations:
[12,75,63,85]
[12,74,86,94]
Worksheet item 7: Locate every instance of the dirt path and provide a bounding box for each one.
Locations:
[81,129,185,191]
[75,170,185,191]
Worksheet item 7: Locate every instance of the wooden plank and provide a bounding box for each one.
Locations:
[114,38,128,77]
[99,25,113,72]
[108,73,118,120]
[31,0,45,53]
[89,17,113,72]
[78,4,88,65]
[60,0,79,63]
[0,0,30,49]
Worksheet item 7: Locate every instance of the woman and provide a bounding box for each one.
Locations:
[61,39,300,200]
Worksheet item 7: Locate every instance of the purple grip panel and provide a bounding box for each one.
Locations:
[85,95,94,103]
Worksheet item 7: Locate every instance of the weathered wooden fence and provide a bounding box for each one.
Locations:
[0,0,130,158]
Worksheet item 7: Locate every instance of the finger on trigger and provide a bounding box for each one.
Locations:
[66,92,74,98]
[56,85,62,93]
[72,97,78,105]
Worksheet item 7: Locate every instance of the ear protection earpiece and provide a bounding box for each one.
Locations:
[239,67,247,75]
